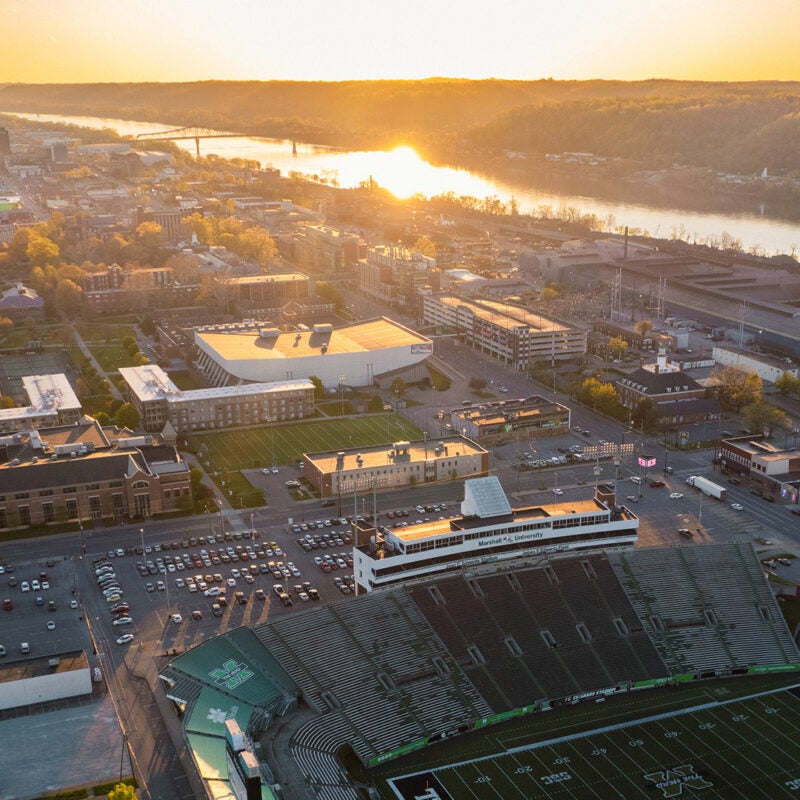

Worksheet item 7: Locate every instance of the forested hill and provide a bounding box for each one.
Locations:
[2,79,800,174]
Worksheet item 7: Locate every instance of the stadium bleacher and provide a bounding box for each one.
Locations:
[161,542,800,796]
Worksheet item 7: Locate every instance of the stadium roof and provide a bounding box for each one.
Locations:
[166,626,296,708]
[195,317,430,362]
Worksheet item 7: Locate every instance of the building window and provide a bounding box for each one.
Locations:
[39,489,53,497]
[18,506,31,526]
[89,496,101,520]
[66,498,78,520]
[15,492,30,500]
[42,502,55,523]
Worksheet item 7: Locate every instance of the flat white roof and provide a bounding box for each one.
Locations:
[120,364,314,403]
[22,373,80,411]
[119,365,180,402]
[173,379,314,403]
[195,317,431,362]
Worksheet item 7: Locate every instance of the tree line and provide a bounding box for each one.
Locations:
[4,79,800,175]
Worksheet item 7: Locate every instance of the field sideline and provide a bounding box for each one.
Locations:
[382,683,800,799]
[187,415,421,470]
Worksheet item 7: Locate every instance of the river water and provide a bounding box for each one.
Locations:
[9,111,800,256]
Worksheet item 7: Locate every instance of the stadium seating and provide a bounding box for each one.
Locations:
[610,543,800,674]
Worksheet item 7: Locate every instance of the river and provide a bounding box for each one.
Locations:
[8,111,800,256]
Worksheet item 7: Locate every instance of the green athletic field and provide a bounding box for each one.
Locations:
[380,682,800,799]
[187,415,421,470]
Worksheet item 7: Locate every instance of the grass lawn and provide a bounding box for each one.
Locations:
[187,415,421,471]
[211,470,264,509]
[75,321,138,343]
[90,344,144,372]
[169,371,202,391]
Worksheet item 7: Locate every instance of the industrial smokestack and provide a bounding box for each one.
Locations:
[624,226,628,260]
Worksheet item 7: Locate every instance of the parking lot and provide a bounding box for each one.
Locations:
[1,556,93,662]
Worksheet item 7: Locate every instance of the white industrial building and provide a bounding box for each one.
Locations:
[193,317,433,388]
[353,476,638,592]
[712,346,798,384]
[0,373,82,433]
[0,650,92,710]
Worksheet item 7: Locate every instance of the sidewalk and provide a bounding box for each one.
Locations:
[71,326,125,402]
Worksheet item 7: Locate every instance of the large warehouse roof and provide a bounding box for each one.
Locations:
[195,317,430,363]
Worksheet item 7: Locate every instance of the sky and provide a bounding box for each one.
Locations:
[3,0,800,84]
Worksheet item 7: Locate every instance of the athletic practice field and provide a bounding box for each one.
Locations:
[381,683,800,800]
[188,415,421,470]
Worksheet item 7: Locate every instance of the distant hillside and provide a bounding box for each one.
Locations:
[2,79,800,174]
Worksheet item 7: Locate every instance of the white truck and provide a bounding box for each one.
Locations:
[685,475,727,501]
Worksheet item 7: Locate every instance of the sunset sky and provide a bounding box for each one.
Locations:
[3,0,800,84]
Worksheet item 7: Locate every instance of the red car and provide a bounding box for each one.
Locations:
[2,598,12,611]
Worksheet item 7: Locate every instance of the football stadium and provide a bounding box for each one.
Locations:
[159,537,800,800]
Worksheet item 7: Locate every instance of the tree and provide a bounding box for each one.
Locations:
[631,398,660,431]
[775,371,800,399]
[114,402,140,431]
[108,783,137,800]
[315,280,344,310]
[390,377,407,397]
[54,279,83,316]
[136,220,164,250]
[367,395,384,413]
[540,287,559,302]
[26,232,60,268]
[577,377,623,416]
[235,226,276,267]
[308,375,324,399]
[608,336,628,360]
[93,410,110,425]
[469,376,488,391]
[634,320,653,338]
[140,316,157,336]
[742,401,791,438]
[711,366,762,411]
[413,236,436,258]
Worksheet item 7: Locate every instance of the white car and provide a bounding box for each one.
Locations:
[731,503,744,511]
[31,580,41,591]
[171,613,183,624]
[112,616,133,626]
[552,488,564,496]
[116,634,134,645]
[271,467,279,474]
[175,577,185,588]
[204,586,222,597]
[669,492,684,499]
[46,620,56,631]
[20,582,30,592]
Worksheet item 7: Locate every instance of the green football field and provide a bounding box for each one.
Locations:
[188,415,421,470]
[382,684,800,799]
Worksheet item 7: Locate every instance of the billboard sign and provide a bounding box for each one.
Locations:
[638,455,656,468]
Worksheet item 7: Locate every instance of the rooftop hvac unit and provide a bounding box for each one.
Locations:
[313,323,333,334]
[259,328,280,339]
